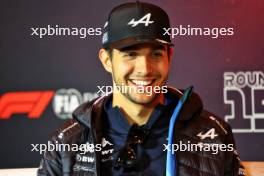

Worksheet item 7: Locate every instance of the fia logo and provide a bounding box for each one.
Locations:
[197,128,218,140]
[52,88,100,119]
[128,13,154,27]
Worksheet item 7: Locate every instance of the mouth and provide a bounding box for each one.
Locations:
[128,79,155,86]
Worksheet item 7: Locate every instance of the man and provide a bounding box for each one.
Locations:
[37,2,245,176]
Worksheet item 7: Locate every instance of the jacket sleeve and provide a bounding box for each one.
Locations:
[37,139,62,176]
[224,125,246,176]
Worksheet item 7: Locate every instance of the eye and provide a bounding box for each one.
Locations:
[152,50,164,58]
[124,51,138,58]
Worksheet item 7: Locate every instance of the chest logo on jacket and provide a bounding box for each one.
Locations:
[197,128,218,140]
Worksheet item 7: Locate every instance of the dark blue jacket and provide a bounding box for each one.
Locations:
[37,88,245,176]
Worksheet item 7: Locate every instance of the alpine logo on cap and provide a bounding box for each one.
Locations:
[128,13,154,27]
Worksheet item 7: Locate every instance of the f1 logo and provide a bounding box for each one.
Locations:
[0,91,54,119]
[128,13,154,27]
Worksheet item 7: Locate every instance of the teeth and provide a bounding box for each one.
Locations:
[131,80,153,86]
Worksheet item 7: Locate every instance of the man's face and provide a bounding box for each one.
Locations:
[109,43,171,104]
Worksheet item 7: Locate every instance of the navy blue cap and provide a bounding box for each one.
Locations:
[102,1,173,49]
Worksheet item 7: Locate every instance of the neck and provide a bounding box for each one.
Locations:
[112,92,164,126]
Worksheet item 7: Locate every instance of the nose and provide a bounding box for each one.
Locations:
[134,56,153,76]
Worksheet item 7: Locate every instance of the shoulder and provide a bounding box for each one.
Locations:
[49,119,86,144]
[48,95,108,144]
[195,109,233,138]
[168,85,233,136]
[203,110,231,132]
[48,99,95,144]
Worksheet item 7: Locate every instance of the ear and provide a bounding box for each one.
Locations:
[98,48,112,73]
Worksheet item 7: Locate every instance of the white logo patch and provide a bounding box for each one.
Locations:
[76,154,95,163]
[128,13,154,27]
[101,137,113,147]
[197,128,218,140]
[100,137,114,162]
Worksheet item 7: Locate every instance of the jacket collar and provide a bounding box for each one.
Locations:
[72,87,203,131]
[167,86,203,122]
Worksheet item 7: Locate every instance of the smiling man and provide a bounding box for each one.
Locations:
[38,2,245,176]
[99,43,171,125]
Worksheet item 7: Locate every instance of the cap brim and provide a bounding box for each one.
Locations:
[106,36,174,49]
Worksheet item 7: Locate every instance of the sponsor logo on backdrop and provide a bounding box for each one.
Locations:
[52,88,101,119]
[0,89,101,120]
[0,91,54,119]
[224,71,264,133]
